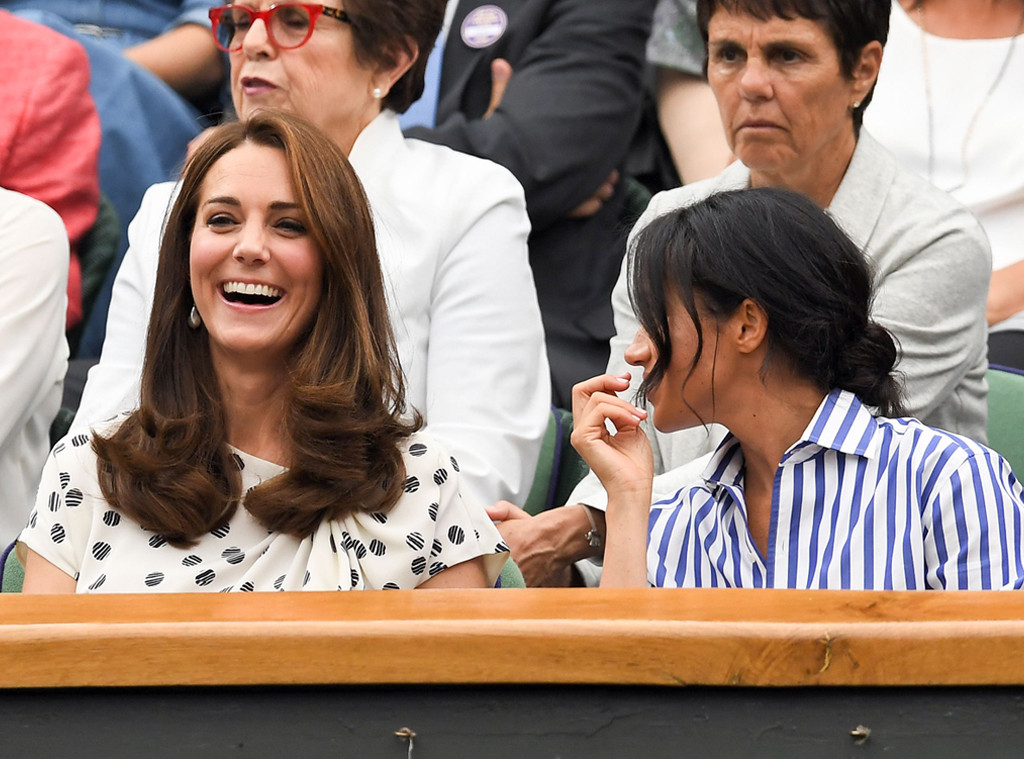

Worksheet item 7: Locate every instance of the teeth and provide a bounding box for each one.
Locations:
[223,281,282,299]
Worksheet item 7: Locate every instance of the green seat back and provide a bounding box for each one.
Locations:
[987,366,1024,477]
[523,407,590,515]
[1,543,24,593]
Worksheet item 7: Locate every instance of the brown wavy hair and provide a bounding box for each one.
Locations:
[92,110,420,547]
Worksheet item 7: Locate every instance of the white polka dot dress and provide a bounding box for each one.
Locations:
[19,427,509,592]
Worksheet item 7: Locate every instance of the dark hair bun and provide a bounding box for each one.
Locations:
[835,322,903,417]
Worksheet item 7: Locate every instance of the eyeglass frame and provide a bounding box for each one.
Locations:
[208,3,352,52]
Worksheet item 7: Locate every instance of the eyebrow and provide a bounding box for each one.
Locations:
[202,197,301,210]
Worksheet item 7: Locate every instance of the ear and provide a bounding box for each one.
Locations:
[850,40,883,104]
[731,298,768,355]
[372,39,418,97]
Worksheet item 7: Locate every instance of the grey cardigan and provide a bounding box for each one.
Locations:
[572,130,991,510]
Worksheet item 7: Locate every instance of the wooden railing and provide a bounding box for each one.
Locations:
[2,588,1023,689]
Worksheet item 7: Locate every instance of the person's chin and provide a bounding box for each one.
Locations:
[651,411,708,435]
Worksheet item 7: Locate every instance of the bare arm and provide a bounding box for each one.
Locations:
[416,556,489,589]
[124,23,223,102]
[570,374,653,588]
[21,548,76,594]
[656,69,733,185]
[987,260,1024,327]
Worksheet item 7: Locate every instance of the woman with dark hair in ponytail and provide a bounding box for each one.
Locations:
[573,187,1024,590]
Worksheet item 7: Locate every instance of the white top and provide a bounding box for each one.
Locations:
[74,111,550,508]
[20,427,509,592]
[865,1,1024,330]
[0,188,69,545]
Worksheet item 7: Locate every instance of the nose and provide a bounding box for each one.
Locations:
[738,56,772,101]
[624,327,653,368]
[240,16,274,58]
[233,222,270,265]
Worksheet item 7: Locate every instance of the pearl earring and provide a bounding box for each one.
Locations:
[372,87,384,99]
[188,305,202,329]
[852,100,861,109]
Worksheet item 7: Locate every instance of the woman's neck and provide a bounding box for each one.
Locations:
[749,128,856,209]
[213,353,291,463]
[718,370,826,554]
[901,0,1024,39]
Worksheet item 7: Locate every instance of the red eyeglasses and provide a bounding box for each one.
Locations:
[209,4,351,52]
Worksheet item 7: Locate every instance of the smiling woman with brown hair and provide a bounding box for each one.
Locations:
[75,0,550,514]
[18,111,507,594]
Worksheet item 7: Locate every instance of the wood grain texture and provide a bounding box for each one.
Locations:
[2,588,1023,688]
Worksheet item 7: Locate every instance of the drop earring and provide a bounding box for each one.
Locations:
[188,305,202,329]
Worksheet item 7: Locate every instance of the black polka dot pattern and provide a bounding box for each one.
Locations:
[351,539,367,560]
[406,532,424,551]
[24,432,500,593]
[92,542,112,561]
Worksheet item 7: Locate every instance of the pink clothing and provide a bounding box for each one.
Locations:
[0,10,101,328]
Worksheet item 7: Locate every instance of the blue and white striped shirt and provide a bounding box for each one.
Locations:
[647,389,1024,590]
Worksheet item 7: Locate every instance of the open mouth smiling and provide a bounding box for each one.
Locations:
[221,281,284,306]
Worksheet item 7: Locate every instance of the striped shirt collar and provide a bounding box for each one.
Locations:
[701,389,883,489]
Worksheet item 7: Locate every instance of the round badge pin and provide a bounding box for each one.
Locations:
[461,5,508,49]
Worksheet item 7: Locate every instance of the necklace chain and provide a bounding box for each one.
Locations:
[918,0,1024,193]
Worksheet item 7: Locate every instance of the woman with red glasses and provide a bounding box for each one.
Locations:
[74,1,550,515]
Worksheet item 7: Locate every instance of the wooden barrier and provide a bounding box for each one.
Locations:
[2,587,1024,688]
[4,589,1024,757]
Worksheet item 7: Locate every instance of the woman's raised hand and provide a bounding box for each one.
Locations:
[570,373,653,496]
